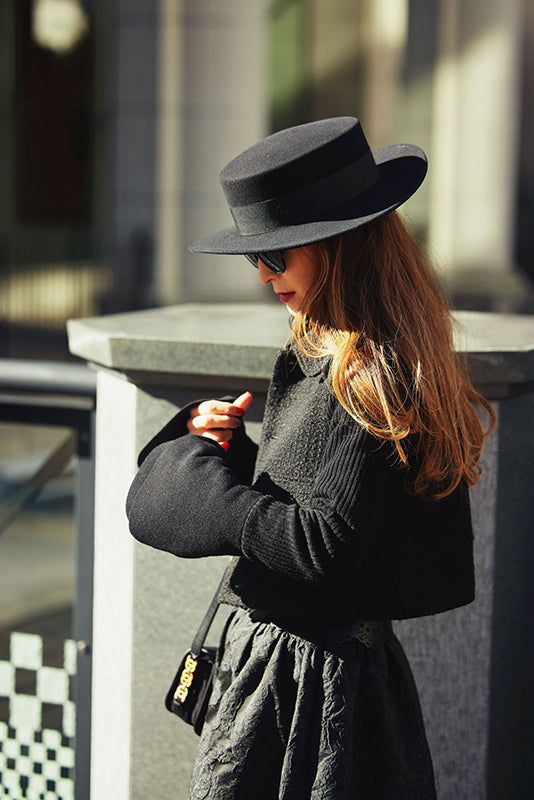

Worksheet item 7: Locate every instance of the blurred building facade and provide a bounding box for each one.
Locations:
[0,0,533,361]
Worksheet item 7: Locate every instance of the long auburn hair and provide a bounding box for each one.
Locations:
[292,211,496,499]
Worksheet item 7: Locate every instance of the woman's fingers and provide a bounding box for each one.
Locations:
[190,393,253,419]
[187,412,241,433]
[191,399,239,418]
[198,429,233,444]
[232,391,253,412]
[187,392,253,443]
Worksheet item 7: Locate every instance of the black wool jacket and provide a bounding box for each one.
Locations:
[126,345,475,622]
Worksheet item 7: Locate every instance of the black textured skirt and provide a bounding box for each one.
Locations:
[188,608,436,800]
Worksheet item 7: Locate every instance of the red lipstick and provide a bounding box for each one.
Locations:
[277,292,295,304]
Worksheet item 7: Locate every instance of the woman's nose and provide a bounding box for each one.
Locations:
[257,259,274,285]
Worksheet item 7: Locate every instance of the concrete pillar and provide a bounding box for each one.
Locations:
[67,304,284,799]
[361,0,409,148]
[307,0,364,121]
[395,0,441,236]
[155,0,271,305]
[105,0,159,312]
[67,304,534,799]
[155,0,186,305]
[179,0,269,303]
[429,0,523,281]
[108,0,269,311]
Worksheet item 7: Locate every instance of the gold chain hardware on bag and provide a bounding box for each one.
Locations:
[175,653,197,703]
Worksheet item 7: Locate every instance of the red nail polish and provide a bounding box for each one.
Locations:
[220,441,230,452]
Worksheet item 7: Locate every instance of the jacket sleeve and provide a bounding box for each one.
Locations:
[126,414,397,586]
[136,397,258,484]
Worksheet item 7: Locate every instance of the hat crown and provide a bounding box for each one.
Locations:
[220,117,373,208]
[189,116,427,254]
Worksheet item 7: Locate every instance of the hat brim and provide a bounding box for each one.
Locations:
[189,144,427,254]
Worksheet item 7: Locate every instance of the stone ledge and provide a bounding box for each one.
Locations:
[67,303,290,382]
[454,310,534,387]
[67,303,534,390]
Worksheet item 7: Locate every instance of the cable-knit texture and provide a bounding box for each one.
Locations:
[126,344,475,621]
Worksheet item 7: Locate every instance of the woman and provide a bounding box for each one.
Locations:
[126,117,494,799]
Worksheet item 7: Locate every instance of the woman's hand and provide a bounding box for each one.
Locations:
[187,391,253,445]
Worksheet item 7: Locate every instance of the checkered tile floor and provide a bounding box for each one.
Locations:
[0,632,76,799]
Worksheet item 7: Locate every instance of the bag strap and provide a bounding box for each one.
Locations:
[190,573,225,658]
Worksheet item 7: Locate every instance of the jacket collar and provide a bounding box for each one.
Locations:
[289,340,329,378]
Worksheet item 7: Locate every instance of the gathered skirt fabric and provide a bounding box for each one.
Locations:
[188,608,436,800]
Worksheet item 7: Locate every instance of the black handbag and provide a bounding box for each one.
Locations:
[165,580,221,736]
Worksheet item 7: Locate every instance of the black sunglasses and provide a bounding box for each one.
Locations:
[244,251,286,274]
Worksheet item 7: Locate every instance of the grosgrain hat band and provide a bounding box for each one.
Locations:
[228,151,379,236]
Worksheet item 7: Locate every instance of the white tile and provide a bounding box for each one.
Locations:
[10,633,42,670]
[37,666,69,705]
[0,660,14,694]
[63,700,76,739]
[42,728,62,749]
[64,640,77,676]
[57,777,75,800]
[10,694,41,732]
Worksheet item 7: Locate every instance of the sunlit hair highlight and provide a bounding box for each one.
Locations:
[292,212,495,498]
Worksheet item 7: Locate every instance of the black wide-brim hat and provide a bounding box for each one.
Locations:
[190,117,427,254]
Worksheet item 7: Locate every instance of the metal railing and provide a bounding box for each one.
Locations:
[0,358,96,800]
